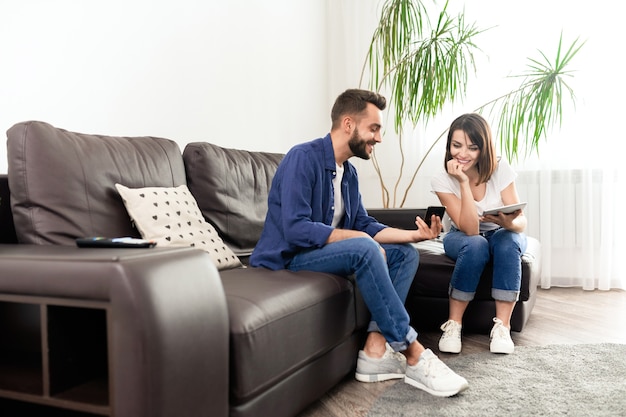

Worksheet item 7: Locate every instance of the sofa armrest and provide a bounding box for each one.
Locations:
[0,245,228,417]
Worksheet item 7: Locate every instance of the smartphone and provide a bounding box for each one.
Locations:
[424,206,446,228]
[76,237,157,248]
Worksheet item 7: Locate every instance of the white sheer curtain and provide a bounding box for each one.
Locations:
[517,166,625,290]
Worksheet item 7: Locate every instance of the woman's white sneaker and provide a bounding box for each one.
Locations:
[438,320,462,353]
[490,317,514,354]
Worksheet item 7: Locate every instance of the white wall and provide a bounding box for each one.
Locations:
[0,0,333,173]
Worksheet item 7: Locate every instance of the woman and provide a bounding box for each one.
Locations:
[431,113,527,354]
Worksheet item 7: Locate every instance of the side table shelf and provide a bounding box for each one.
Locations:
[0,295,110,416]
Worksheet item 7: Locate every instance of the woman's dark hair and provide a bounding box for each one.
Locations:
[444,113,497,185]
[330,89,386,129]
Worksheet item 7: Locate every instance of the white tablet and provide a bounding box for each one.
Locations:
[482,202,527,216]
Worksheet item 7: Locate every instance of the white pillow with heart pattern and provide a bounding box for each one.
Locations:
[115,183,242,270]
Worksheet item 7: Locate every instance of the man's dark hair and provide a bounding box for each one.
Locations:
[331,89,386,129]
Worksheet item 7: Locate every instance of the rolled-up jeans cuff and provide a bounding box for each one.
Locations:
[449,285,475,302]
[368,321,418,352]
[492,288,520,302]
[389,327,417,352]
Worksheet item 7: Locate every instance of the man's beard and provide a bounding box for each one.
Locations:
[348,127,374,160]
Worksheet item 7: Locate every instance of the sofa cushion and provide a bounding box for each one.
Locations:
[219,267,358,405]
[183,142,283,257]
[115,183,242,270]
[6,121,187,245]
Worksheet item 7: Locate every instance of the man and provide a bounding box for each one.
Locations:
[250,89,468,397]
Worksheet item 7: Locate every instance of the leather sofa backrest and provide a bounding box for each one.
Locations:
[183,142,283,257]
[6,121,187,245]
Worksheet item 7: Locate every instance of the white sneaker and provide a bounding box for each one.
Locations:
[355,343,407,382]
[438,320,462,353]
[404,349,469,397]
[490,317,514,354]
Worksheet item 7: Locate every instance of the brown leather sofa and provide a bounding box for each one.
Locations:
[0,121,541,417]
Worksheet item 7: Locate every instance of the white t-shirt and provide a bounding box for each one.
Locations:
[430,158,517,232]
[331,163,345,227]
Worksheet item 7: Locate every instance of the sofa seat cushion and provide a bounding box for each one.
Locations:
[7,121,187,245]
[412,235,541,302]
[219,267,358,405]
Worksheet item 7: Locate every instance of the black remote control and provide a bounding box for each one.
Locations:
[76,237,157,248]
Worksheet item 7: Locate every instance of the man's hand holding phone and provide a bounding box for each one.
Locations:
[424,206,446,228]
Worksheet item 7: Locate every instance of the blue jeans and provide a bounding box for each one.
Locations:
[443,227,528,302]
[287,237,419,352]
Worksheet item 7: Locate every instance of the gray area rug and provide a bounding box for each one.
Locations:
[367,343,626,416]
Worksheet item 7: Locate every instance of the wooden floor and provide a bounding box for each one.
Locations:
[297,287,626,417]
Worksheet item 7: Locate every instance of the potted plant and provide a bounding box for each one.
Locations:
[361,0,584,207]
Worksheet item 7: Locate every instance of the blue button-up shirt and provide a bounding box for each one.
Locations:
[250,134,386,270]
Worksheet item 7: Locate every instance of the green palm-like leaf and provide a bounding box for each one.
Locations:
[482,33,585,160]
[363,1,484,132]
[361,0,426,92]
